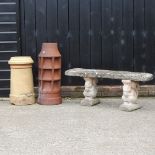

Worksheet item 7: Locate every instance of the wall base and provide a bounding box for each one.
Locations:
[0,85,155,101]
[61,85,155,98]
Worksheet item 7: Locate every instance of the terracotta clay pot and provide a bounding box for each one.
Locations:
[38,43,62,105]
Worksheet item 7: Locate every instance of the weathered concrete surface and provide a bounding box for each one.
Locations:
[65,68,153,81]
[0,98,155,155]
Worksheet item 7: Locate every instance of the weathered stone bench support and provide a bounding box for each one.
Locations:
[120,80,142,111]
[81,78,100,106]
[81,78,142,110]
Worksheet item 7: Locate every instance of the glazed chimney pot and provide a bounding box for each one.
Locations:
[8,56,35,105]
[38,43,62,105]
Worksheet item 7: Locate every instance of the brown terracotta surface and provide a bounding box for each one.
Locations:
[38,43,62,105]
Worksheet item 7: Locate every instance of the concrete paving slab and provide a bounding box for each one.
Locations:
[0,98,154,155]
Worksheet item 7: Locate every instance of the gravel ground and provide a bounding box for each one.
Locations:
[0,97,154,155]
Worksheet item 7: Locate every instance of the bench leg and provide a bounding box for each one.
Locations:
[81,78,100,106]
[120,80,142,112]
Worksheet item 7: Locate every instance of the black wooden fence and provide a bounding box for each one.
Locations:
[0,0,155,96]
[0,0,20,96]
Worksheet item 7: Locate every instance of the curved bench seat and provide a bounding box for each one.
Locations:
[65,68,153,81]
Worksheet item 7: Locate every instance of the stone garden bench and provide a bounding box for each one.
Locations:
[65,68,153,112]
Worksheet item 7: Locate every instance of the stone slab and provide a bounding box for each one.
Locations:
[65,68,153,81]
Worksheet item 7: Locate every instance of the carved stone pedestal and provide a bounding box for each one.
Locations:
[81,78,100,106]
[120,80,142,112]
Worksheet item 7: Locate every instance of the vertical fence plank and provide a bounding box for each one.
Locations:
[24,0,36,58]
[112,0,122,70]
[101,0,113,69]
[23,0,37,84]
[69,0,80,69]
[16,0,21,54]
[68,0,81,84]
[134,0,145,72]
[35,0,47,85]
[58,0,69,85]
[80,0,91,68]
[121,0,134,71]
[145,0,155,84]
[20,0,26,55]
[47,0,58,42]
[101,0,114,85]
[36,0,47,53]
[90,0,102,69]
